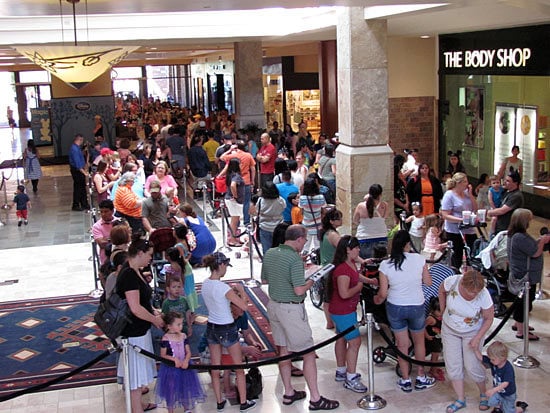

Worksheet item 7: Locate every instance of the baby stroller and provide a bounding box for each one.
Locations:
[474,230,511,317]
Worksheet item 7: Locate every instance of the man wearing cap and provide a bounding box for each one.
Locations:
[256,133,276,189]
[261,224,339,410]
[69,134,90,211]
[141,180,173,234]
[113,172,143,233]
[487,170,524,235]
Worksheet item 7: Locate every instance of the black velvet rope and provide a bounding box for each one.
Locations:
[130,324,357,370]
[0,349,115,403]
[375,298,519,368]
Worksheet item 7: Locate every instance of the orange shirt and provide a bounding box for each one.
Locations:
[114,185,142,217]
[220,149,256,185]
[421,178,435,216]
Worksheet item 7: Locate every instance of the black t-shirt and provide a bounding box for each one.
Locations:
[166,134,186,156]
[116,265,153,337]
[495,189,524,233]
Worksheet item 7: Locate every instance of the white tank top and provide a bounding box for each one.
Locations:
[356,202,387,240]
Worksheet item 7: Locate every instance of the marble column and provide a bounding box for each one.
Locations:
[335,8,394,233]
[233,41,266,131]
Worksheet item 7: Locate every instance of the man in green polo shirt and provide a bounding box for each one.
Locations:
[261,224,339,410]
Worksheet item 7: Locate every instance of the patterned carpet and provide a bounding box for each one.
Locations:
[0,284,275,397]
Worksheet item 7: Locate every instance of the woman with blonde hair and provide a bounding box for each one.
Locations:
[440,172,477,270]
[144,160,177,197]
[439,269,494,412]
[507,208,550,339]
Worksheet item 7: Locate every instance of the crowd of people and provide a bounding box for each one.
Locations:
[60,102,545,413]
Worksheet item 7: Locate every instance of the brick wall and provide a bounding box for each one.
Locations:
[389,96,437,170]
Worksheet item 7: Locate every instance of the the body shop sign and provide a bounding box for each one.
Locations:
[439,24,549,75]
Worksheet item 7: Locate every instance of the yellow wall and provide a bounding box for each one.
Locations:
[388,37,437,98]
[51,71,112,98]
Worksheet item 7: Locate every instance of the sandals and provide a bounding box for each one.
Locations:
[143,403,157,411]
[309,396,339,411]
[479,393,490,411]
[291,366,304,377]
[282,390,307,405]
[516,333,540,341]
[512,325,534,331]
[446,399,466,413]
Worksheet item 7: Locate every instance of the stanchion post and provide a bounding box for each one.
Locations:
[245,223,260,288]
[182,169,187,202]
[513,282,540,369]
[121,338,132,413]
[218,198,232,253]
[358,313,386,410]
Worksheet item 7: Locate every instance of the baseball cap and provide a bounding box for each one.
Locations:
[149,180,161,193]
[213,251,232,267]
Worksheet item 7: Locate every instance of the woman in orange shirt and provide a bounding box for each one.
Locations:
[406,163,443,216]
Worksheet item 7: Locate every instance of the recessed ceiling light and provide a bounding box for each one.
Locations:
[420,35,430,39]
[150,47,157,50]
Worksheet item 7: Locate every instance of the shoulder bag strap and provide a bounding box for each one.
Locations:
[307,196,319,229]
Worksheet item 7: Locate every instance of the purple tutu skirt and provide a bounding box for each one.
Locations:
[156,363,206,410]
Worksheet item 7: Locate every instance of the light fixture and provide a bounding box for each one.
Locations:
[14,0,137,89]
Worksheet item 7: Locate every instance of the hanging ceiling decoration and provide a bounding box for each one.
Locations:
[14,0,138,89]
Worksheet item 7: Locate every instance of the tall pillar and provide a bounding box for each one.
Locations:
[233,41,266,132]
[319,40,338,138]
[336,9,394,233]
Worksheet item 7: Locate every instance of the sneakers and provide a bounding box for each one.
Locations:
[335,370,346,382]
[216,399,227,412]
[397,378,412,393]
[18,221,22,227]
[239,400,256,412]
[344,374,368,393]
[24,220,28,225]
[414,375,436,390]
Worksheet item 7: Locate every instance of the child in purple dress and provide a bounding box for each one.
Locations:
[156,311,205,413]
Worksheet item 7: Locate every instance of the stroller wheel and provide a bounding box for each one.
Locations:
[373,346,387,363]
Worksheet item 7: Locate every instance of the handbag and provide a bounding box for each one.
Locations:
[183,218,198,251]
[507,236,530,296]
[94,287,132,342]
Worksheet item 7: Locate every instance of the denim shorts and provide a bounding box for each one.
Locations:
[330,312,360,341]
[205,322,239,348]
[386,302,426,333]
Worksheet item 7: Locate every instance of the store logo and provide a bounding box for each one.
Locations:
[75,102,91,111]
[443,48,531,69]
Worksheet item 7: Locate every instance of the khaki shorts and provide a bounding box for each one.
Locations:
[225,198,243,217]
[267,300,314,353]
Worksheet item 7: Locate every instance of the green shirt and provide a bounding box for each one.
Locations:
[320,230,337,266]
[161,296,190,334]
[261,244,306,302]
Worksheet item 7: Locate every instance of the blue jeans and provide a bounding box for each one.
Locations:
[386,302,426,333]
[243,185,252,226]
[206,322,239,348]
[259,228,273,255]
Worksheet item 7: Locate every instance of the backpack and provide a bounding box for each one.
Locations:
[237,367,263,400]
[94,288,132,342]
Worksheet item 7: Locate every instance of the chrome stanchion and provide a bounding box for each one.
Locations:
[535,283,547,300]
[513,282,539,369]
[358,313,387,410]
[121,338,132,413]
[218,198,232,253]
[245,223,261,288]
[182,169,188,202]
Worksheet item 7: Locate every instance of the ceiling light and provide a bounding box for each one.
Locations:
[364,3,448,19]
[420,35,430,39]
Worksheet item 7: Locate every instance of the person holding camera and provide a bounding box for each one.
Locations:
[507,208,550,340]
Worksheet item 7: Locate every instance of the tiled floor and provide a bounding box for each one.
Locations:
[1,127,550,412]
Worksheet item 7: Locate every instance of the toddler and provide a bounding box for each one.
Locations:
[12,185,31,227]
[161,275,192,336]
[488,175,506,236]
[474,341,528,413]
[475,173,490,210]
[173,226,199,312]
[155,311,205,413]
[422,214,448,261]
[406,202,425,253]
[165,186,180,207]
[425,297,444,381]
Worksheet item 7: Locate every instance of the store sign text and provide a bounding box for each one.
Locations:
[443,48,531,69]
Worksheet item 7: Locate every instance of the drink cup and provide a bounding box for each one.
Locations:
[478,209,486,223]
[470,213,477,225]
[462,210,471,225]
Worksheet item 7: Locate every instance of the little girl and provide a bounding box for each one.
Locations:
[422,214,448,261]
[406,202,425,253]
[173,224,199,312]
[425,297,444,382]
[156,311,205,413]
[475,173,490,210]
[288,192,303,224]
